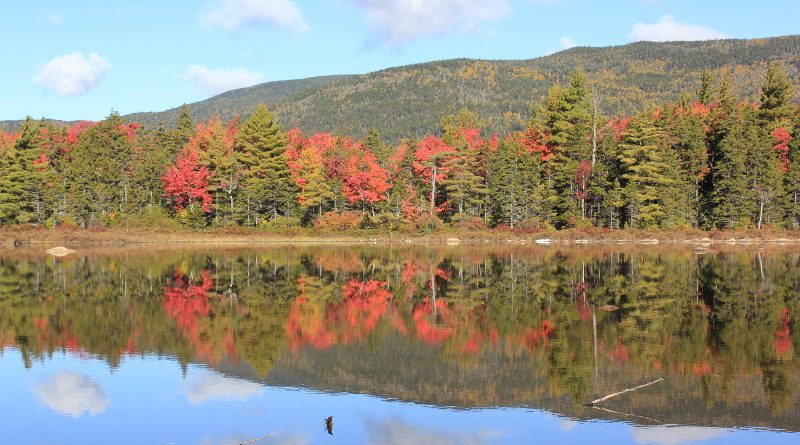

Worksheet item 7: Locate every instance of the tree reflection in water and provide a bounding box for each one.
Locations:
[0,246,797,429]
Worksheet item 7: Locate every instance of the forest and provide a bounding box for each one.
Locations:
[0,65,798,232]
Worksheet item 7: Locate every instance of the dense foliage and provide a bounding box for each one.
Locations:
[0,65,798,231]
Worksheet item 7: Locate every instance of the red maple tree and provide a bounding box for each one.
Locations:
[162,148,213,212]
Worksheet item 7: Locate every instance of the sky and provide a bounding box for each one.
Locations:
[2,0,799,121]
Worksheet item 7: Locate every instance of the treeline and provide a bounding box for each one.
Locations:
[0,65,798,231]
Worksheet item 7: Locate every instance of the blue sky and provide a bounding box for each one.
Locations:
[2,0,798,121]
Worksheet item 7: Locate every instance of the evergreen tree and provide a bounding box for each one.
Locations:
[619,114,687,228]
[759,65,795,128]
[488,137,541,227]
[66,112,136,226]
[698,69,715,105]
[541,69,593,227]
[667,106,709,227]
[441,131,487,218]
[711,107,784,228]
[0,118,42,224]
[235,104,296,223]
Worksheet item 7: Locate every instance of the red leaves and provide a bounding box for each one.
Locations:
[413,136,453,184]
[609,117,631,141]
[520,127,552,161]
[574,160,592,201]
[774,307,792,356]
[117,122,142,143]
[186,117,235,156]
[343,149,390,205]
[65,121,96,145]
[162,148,213,212]
[771,126,792,173]
[0,130,19,150]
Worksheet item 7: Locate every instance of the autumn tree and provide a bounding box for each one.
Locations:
[343,149,390,216]
[294,145,334,219]
[162,147,212,218]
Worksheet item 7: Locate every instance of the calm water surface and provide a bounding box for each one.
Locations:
[0,245,798,444]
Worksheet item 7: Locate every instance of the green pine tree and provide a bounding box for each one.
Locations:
[619,113,687,228]
[235,104,296,224]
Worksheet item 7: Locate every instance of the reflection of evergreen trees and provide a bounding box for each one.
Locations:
[0,247,797,428]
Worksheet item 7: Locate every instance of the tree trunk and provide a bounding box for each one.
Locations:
[430,165,437,215]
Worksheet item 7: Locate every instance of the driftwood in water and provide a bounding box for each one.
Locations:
[239,432,275,445]
[585,378,664,406]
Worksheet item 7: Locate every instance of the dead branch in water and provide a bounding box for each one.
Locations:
[239,433,275,445]
[585,378,664,406]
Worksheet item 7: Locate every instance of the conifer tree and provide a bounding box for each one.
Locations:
[698,69,715,105]
[235,104,296,224]
[541,69,593,227]
[759,64,795,128]
[619,114,687,228]
[441,131,487,217]
[0,118,41,224]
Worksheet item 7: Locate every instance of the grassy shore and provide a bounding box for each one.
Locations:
[2,225,800,246]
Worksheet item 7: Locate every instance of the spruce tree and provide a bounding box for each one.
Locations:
[441,133,487,218]
[235,104,296,223]
[759,64,794,128]
[0,118,41,224]
[619,114,687,228]
[698,69,715,105]
[542,69,593,227]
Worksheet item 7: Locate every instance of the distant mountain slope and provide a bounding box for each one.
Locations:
[125,74,344,128]
[3,36,799,140]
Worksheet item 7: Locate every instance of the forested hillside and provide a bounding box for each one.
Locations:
[0,61,798,232]
[2,36,799,140]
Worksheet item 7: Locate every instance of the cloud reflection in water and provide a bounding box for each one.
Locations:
[34,371,108,418]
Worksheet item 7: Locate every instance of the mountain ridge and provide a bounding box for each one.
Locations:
[3,35,799,140]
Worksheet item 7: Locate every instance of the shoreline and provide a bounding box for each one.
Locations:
[3,227,800,247]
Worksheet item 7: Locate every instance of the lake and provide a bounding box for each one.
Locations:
[0,245,798,444]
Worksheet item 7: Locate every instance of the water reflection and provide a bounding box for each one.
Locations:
[631,426,728,445]
[34,371,108,417]
[0,245,798,440]
[184,371,263,405]
[364,417,507,445]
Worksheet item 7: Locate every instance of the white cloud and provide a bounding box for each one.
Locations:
[184,372,264,404]
[34,372,109,418]
[628,15,727,42]
[32,52,110,96]
[632,426,728,445]
[182,65,264,95]
[202,0,308,33]
[558,36,577,49]
[43,10,63,24]
[350,0,511,47]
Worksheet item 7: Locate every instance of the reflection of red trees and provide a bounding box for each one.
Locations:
[285,279,393,352]
[162,269,238,366]
[162,270,214,333]
[774,307,792,356]
[284,274,558,357]
[412,298,453,346]
[32,316,81,355]
[522,320,554,352]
